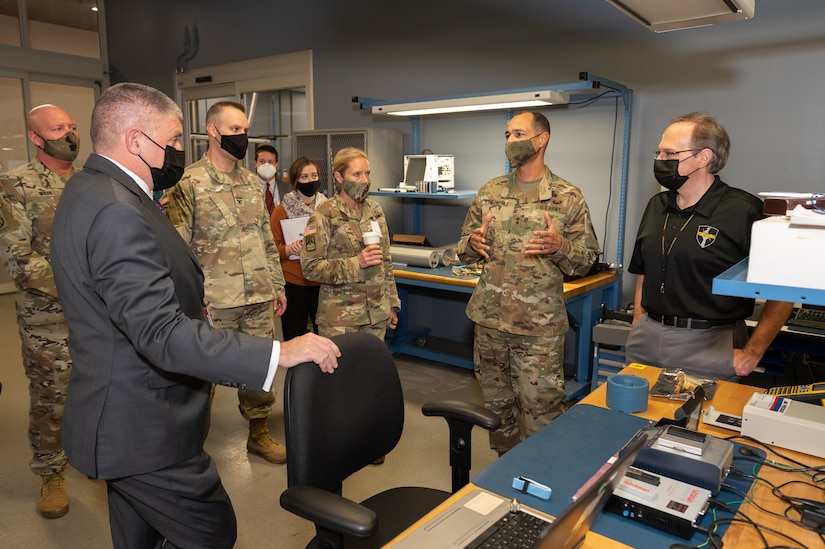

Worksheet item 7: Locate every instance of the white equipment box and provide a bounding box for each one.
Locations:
[747,215,825,290]
[741,392,825,458]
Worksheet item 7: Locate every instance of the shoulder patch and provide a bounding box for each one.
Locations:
[0,197,18,235]
[304,224,317,236]
[305,235,316,252]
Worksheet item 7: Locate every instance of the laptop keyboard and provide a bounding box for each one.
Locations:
[465,511,552,549]
[786,306,825,335]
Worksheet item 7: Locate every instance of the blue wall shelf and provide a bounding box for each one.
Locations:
[712,258,825,306]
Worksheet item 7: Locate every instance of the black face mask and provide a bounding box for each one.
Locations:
[653,151,701,192]
[139,132,186,191]
[296,180,319,197]
[217,131,248,160]
[653,160,688,191]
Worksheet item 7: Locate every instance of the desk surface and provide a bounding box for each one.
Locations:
[584,364,825,548]
[389,365,825,548]
[388,484,634,549]
[394,267,618,297]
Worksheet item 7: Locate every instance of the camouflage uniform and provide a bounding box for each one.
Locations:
[301,194,400,339]
[457,167,599,452]
[165,154,285,420]
[0,158,73,476]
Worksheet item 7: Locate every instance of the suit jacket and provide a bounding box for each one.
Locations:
[51,154,273,479]
[263,177,293,210]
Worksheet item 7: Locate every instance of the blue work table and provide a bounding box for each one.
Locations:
[388,267,618,400]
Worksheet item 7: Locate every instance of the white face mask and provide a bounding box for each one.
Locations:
[257,163,277,180]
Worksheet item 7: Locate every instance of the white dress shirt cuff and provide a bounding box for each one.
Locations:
[262,341,280,391]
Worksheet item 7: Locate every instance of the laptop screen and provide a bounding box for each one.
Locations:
[534,433,647,549]
[404,156,427,186]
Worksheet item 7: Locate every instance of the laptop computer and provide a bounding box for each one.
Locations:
[391,433,646,549]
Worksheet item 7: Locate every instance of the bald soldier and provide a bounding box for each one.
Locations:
[0,104,81,518]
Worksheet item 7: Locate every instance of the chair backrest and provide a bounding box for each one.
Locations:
[283,332,404,492]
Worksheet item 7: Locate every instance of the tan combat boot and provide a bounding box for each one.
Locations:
[247,418,287,464]
[39,473,69,518]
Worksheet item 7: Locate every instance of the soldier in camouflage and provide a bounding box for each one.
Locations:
[301,147,400,340]
[0,104,80,518]
[457,112,600,455]
[165,101,289,464]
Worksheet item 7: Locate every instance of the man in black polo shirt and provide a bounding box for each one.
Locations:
[625,112,792,381]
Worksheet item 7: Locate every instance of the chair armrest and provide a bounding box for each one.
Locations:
[422,399,501,431]
[280,485,378,538]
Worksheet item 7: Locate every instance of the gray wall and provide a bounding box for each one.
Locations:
[106,0,825,308]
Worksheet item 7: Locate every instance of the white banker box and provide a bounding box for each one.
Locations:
[747,214,825,290]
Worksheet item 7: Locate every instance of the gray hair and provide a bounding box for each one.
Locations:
[670,112,730,174]
[91,82,182,152]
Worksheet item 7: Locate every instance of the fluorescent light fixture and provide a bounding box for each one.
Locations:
[606,0,755,32]
[372,90,570,116]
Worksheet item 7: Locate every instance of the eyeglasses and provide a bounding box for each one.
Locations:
[298,173,319,181]
[654,149,700,160]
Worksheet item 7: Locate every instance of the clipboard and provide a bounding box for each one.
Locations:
[280,216,309,259]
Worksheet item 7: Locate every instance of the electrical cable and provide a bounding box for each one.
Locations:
[721,482,813,531]
[563,91,620,266]
[728,435,825,473]
[566,90,612,107]
[711,500,812,548]
[728,467,825,535]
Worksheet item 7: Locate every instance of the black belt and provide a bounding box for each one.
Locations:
[647,312,733,329]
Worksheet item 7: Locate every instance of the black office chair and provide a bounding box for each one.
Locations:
[279,332,501,549]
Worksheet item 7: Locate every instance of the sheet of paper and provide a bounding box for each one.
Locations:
[789,204,825,227]
[464,491,505,515]
[758,191,822,198]
[280,216,310,259]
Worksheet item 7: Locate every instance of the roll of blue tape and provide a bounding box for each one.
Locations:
[606,374,649,413]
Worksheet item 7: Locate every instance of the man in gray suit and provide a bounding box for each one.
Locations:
[50,82,340,549]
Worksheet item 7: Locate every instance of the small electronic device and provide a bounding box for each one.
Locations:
[702,406,742,431]
[403,154,455,190]
[629,425,733,494]
[765,382,825,405]
[606,467,712,539]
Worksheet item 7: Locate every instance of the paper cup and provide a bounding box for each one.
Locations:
[363,231,381,245]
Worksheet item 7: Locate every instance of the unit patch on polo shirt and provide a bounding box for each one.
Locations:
[696,225,719,248]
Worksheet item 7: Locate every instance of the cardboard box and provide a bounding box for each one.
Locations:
[763,196,825,216]
[392,234,433,247]
[747,216,825,289]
